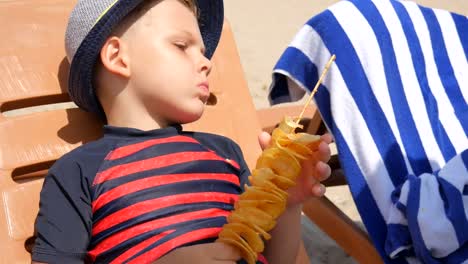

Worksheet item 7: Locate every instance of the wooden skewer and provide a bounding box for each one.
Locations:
[296,54,336,125]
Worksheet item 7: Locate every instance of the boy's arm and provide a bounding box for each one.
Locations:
[258,132,332,264]
[32,159,92,264]
[263,205,302,264]
[230,140,302,263]
[152,242,241,263]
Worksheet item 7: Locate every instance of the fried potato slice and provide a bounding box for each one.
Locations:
[221,222,264,252]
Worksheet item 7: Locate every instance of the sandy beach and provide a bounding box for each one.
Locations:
[224,1,467,263]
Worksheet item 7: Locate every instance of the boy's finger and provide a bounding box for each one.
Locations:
[311,183,326,197]
[321,133,333,144]
[315,161,331,182]
[317,141,331,163]
[258,131,271,150]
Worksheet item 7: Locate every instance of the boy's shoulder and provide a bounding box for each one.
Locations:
[187,131,237,144]
[49,135,116,176]
[184,131,245,159]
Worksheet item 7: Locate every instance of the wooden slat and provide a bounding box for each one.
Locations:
[0,109,101,172]
[0,0,74,109]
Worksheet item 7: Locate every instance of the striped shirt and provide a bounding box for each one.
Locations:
[269,0,468,263]
[32,125,267,264]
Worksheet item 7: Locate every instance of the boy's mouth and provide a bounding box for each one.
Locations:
[197,81,210,102]
[198,81,210,92]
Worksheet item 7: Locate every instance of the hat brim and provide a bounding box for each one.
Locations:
[68,0,224,117]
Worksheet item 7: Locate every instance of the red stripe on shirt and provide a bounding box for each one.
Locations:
[108,229,175,264]
[93,151,236,185]
[88,209,229,259]
[92,192,238,236]
[258,254,269,263]
[92,173,240,213]
[123,227,222,264]
[106,136,199,160]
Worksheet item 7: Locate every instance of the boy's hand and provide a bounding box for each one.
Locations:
[155,242,241,264]
[258,132,333,205]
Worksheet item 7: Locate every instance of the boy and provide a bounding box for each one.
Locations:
[32,0,332,263]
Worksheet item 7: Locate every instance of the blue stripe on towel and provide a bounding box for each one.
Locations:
[308,10,408,187]
[420,7,468,136]
[351,0,434,177]
[391,0,456,165]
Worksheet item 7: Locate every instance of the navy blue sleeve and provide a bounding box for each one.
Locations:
[228,140,252,191]
[32,156,93,263]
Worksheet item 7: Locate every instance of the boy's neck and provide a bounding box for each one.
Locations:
[105,108,169,131]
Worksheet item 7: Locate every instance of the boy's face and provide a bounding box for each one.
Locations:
[121,0,212,125]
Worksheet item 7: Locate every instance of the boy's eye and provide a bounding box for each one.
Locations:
[174,42,187,50]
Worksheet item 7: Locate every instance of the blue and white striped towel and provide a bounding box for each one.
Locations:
[268,0,468,263]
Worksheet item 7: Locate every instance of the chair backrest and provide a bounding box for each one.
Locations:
[0,0,262,262]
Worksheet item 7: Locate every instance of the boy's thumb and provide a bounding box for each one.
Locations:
[258,131,271,151]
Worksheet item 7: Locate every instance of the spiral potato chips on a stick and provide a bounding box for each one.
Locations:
[217,55,336,264]
[217,117,321,263]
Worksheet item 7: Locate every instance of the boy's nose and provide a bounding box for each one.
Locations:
[199,54,212,76]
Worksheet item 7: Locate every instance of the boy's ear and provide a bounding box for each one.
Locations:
[100,36,131,78]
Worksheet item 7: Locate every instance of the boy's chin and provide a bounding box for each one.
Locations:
[173,108,205,125]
